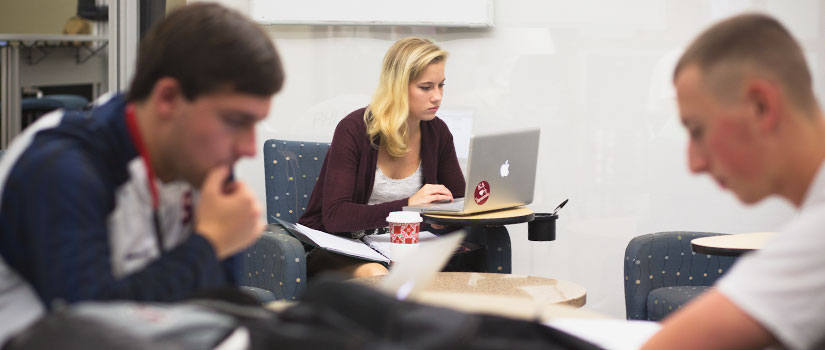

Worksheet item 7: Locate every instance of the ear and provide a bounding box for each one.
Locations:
[148,77,184,119]
[745,79,782,133]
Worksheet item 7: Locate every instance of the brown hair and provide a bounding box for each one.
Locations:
[127,2,284,101]
[674,13,815,111]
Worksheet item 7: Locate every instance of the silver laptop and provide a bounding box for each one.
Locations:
[403,127,540,215]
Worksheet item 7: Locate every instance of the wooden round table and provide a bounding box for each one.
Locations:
[412,292,605,322]
[691,232,775,256]
[420,207,538,273]
[353,271,586,307]
[421,207,535,226]
[269,284,602,323]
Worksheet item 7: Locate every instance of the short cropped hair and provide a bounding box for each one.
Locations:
[674,13,815,111]
[127,3,284,102]
[365,37,448,157]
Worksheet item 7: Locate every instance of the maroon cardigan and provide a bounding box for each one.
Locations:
[298,107,465,235]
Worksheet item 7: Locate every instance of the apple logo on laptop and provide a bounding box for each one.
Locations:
[500,160,510,177]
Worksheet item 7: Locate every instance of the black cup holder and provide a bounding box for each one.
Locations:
[528,213,557,241]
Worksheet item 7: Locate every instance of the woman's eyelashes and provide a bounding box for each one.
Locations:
[418,82,445,91]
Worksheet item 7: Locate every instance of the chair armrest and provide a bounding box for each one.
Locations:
[239,224,307,301]
[240,286,278,304]
[624,231,738,320]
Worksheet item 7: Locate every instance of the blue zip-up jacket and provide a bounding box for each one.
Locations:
[0,94,238,306]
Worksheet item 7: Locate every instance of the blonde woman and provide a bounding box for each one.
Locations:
[299,37,465,277]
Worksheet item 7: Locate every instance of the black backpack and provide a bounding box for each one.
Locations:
[238,277,600,350]
[6,278,601,350]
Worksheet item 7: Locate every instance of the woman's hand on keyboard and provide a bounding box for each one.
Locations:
[408,184,453,207]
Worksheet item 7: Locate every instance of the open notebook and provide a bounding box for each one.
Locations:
[274,218,439,264]
[274,219,465,300]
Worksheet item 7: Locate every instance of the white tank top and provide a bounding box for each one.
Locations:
[367,163,422,205]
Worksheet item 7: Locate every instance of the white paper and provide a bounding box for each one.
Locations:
[293,223,389,263]
[361,231,439,259]
[543,318,661,350]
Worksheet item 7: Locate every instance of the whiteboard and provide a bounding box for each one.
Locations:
[250,0,493,27]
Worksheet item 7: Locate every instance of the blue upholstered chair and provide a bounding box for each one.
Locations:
[624,231,739,321]
[263,140,330,224]
[238,140,328,301]
[43,94,89,110]
[21,95,89,129]
[238,224,307,302]
[263,139,513,273]
[245,138,512,299]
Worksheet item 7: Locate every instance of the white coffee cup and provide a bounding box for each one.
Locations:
[386,211,422,261]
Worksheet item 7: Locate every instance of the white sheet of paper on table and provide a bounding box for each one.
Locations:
[544,318,661,350]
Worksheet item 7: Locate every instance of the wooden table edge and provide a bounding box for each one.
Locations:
[690,241,754,257]
[421,207,535,226]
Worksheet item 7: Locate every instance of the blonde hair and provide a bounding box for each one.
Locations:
[674,13,816,112]
[365,37,448,157]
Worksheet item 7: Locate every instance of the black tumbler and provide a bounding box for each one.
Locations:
[528,213,557,241]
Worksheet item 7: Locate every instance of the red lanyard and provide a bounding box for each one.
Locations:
[124,104,165,254]
[124,104,159,209]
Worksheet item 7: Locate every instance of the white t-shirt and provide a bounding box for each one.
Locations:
[717,162,825,350]
[346,164,422,239]
[367,163,422,205]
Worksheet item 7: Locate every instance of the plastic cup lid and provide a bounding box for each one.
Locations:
[386,211,422,224]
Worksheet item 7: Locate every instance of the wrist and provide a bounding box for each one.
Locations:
[196,229,226,259]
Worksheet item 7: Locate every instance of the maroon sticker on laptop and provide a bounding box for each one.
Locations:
[474,181,490,205]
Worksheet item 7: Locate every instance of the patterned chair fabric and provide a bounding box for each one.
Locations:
[239,224,306,302]
[263,139,329,224]
[237,140,327,302]
[646,285,710,321]
[238,140,329,301]
[624,231,738,320]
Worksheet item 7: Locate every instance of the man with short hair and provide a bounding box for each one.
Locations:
[0,2,284,306]
[643,13,825,349]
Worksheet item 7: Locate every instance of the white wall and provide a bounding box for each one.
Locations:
[227,0,824,318]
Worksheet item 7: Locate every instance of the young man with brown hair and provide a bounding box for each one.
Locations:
[643,13,825,349]
[0,2,284,307]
